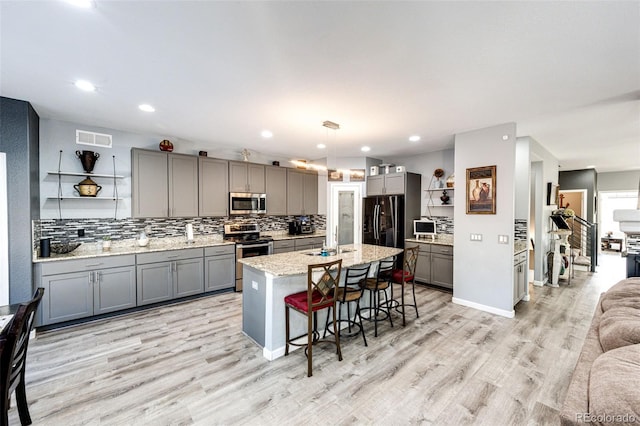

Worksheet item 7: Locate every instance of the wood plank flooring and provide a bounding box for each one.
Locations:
[10,253,627,425]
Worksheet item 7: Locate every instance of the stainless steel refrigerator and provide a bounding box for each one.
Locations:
[363,195,405,248]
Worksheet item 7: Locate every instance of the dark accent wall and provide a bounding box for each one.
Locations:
[0,97,40,303]
[559,169,597,223]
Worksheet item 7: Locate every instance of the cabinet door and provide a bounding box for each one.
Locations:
[247,163,265,193]
[41,271,93,325]
[265,166,287,215]
[384,174,405,195]
[229,162,249,192]
[199,158,229,216]
[431,253,453,289]
[94,266,136,315]
[273,240,295,254]
[174,257,204,298]
[303,171,318,215]
[131,149,168,218]
[414,246,431,284]
[137,262,173,306]
[168,153,199,217]
[366,175,385,196]
[286,170,304,215]
[205,254,235,292]
[514,262,526,304]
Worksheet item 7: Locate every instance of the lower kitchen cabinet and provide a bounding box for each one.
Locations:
[410,241,453,290]
[273,239,296,254]
[293,236,325,251]
[204,245,235,291]
[513,251,527,305]
[136,248,204,306]
[36,255,136,326]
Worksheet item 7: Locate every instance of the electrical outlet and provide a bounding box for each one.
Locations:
[252,281,258,290]
[77,229,85,237]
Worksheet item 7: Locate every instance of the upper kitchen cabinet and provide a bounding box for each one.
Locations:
[132,149,169,217]
[199,157,229,217]
[287,169,318,215]
[168,153,199,217]
[131,149,198,218]
[265,165,287,216]
[229,161,265,193]
[366,172,411,196]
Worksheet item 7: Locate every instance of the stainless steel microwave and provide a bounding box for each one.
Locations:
[229,193,266,215]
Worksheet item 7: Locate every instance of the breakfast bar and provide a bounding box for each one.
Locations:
[239,243,402,360]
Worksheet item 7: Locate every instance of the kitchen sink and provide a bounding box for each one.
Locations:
[304,248,356,256]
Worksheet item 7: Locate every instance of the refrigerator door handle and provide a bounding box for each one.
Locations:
[373,204,378,241]
[392,196,398,247]
[375,204,380,242]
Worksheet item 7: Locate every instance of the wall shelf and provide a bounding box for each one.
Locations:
[46,197,122,201]
[47,171,124,179]
[425,187,455,191]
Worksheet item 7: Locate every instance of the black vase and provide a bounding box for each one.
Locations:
[76,150,100,173]
[440,190,450,205]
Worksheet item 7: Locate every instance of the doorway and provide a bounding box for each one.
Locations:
[328,184,362,248]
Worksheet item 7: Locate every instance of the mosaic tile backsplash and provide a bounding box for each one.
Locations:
[514,219,528,241]
[33,215,327,248]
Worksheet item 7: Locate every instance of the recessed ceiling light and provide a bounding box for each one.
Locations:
[138,104,155,112]
[317,144,326,149]
[66,0,94,8]
[361,146,371,152]
[409,135,421,142]
[74,80,95,92]
[261,130,273,138]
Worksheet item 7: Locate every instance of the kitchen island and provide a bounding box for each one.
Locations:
[239,243,402,360]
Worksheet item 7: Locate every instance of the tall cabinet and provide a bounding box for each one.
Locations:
[287,169,318,215]
[199,157,229,216]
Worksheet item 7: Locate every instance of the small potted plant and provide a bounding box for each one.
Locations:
[102,236,111,251]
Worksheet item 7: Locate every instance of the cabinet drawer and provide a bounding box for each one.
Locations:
[431,245,453,255]
[40,254,135,276]
[204,244,236,257]
[273,240,296,250]
[514,252,527,264]
[136,248,204,265]
[296,237,324,249]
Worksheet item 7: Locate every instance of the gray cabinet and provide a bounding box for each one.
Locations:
[366,172,408,196]
[132,149,169,217]
[265,166,287,215]
[229,161,265,193]
[431,245,453,289]
[294,237,325,251]
[36,255,136,326]
[136,248,204,306]
[168,153,199,217]
[410,241,453,290]
[204,245,235,292]
[132,149,198,218]
[273,239,296,254]
[513,251,527,305]
[286,169,318,215]
[199,157,229,217]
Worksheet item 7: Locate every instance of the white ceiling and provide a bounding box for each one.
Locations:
[1,1,638,172]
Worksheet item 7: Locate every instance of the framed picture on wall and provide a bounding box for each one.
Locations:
[466,165,496,214]
[328,169,343,182]
[349,169,365,182]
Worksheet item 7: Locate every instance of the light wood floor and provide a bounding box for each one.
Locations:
[10,253,627,425]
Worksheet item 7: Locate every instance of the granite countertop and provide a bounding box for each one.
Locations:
[405,234,454,246]
[239,243,402,277]
[33,235,234,263]
[514,240,528,255]
[264,231,327,241]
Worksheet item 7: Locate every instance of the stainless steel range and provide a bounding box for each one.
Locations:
[224,223,273,291]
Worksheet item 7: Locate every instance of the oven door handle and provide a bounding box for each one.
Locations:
[237,242,272,250]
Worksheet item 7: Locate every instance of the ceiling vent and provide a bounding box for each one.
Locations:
[76,129,112,148]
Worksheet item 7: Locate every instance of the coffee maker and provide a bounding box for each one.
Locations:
[299,216,314,234]
[288,219,302,235]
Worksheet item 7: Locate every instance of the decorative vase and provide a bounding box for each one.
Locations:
[76,150,100,173]
[73,177,102,197]
[472,179,481,201]
[440,190,450,205]
[159,140,174,152]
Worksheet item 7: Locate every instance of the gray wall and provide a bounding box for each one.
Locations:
[453,123,517,317]
[0,97,40,303]
[597,170,640,192]
[559,169,597,222]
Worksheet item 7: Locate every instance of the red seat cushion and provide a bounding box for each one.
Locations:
[392,269,414,283]
[285,290,334,312]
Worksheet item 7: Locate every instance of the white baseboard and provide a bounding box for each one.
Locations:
[533,280,545,287]
[452,297,515,318]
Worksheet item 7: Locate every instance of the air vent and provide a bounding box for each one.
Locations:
[76,129,112,148]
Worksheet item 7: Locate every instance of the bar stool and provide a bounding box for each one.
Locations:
[284,259,343,377]
[360,257,395,337]
[324,263,371,347]
[390,245,420,326]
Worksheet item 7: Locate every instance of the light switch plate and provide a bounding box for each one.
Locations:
[498,235,509,244]
[470,233,483,241]
[252,281,258,290]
